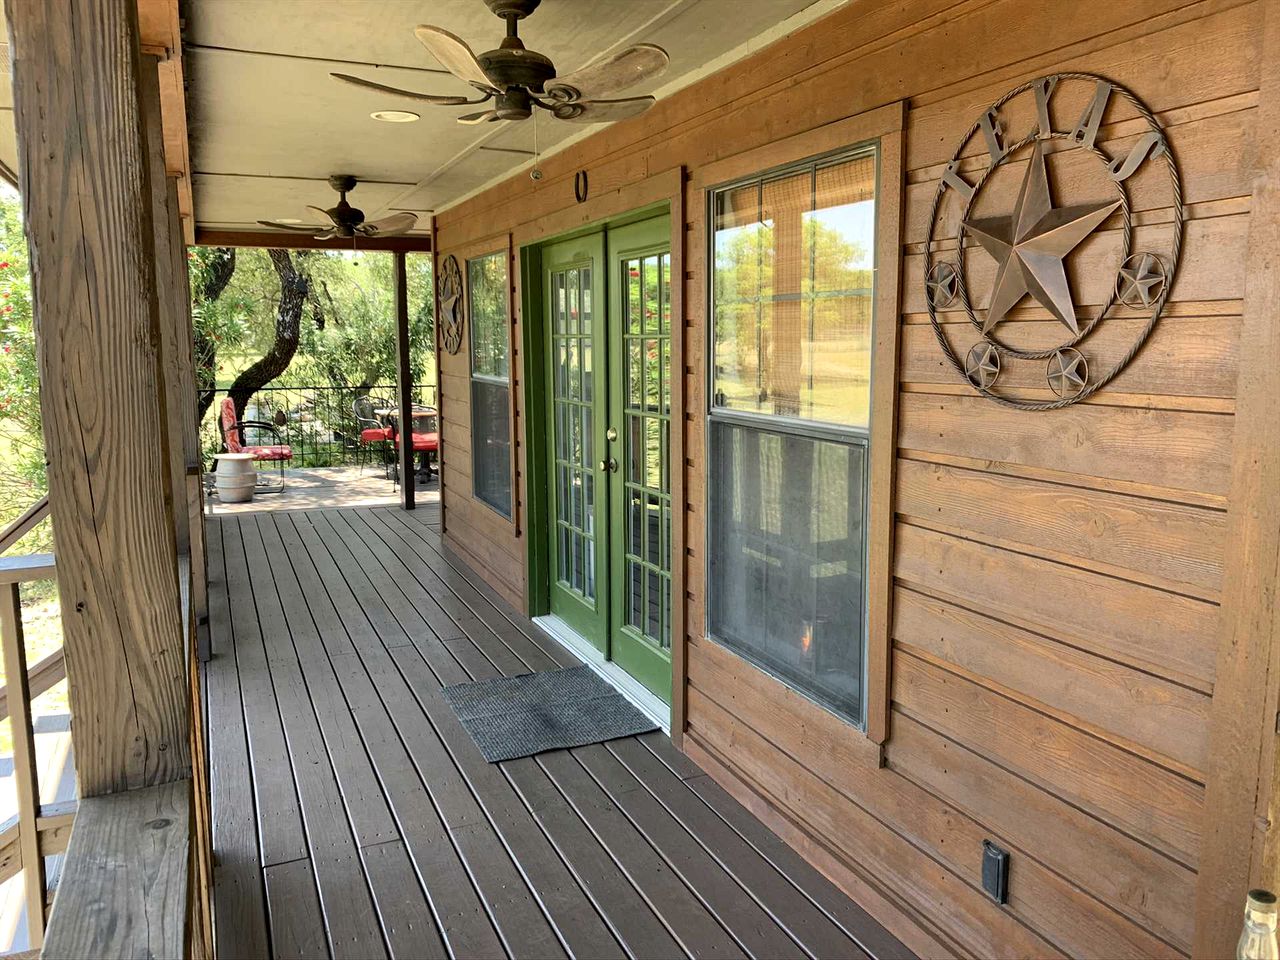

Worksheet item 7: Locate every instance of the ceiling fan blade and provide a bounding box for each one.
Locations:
[304,205,334,226]
[314,229,339,241]
[549,96,656,123]
[544,44,669,102]
[414,25,501,92]
[357,212,419,237]
[330,72,478,105]
[457,109,501,125]
[257,220,326,233]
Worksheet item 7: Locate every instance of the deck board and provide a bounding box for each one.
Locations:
[206,504,909,959]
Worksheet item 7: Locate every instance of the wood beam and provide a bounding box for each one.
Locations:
[194,228,433,253]
[1193,3,1280,955]
[7,0,191,795]
[394,251,416,510]
[141,54,188,558]
[137,0,193,243]
[42,780,190,959]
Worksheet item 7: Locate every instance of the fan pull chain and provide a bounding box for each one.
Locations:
[530,110,543,181]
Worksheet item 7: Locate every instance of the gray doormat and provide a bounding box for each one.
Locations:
[441,665,659,762]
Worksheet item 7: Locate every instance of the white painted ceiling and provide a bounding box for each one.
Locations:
[181,0,840,236]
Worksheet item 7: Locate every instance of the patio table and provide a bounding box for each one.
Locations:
[376,406,438,483]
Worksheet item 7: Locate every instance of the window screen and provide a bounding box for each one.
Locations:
[468,252,512,518]
[707,145,877,725]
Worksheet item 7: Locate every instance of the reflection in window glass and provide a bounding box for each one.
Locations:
[468,252,512,518]
[712,150,876,428]
[708,144,877,728]
[708,420,866,721]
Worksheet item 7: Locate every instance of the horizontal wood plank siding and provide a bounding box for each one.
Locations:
[431,0,1260,953]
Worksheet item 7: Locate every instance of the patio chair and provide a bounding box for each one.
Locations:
[219,396,292,494]
[352,395,393,475]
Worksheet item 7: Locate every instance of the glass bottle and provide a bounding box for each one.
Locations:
[1238,889,1280,960]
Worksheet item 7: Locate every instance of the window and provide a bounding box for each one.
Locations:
[468,251,512,518]
[708,145,877,724]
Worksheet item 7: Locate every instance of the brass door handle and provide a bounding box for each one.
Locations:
[599,457,618,473]
[606,426,618,442]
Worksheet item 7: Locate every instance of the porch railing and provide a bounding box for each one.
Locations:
[0,495,74,953]
[209,382,438,469]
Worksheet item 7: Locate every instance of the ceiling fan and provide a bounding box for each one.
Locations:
[257,175,418,238]
[331,0,670,125]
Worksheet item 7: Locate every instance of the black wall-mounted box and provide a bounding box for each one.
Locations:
[982,840,1009,904]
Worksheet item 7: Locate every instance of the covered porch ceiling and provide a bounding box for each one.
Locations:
[0,0,847,247]
[179,0,846,246]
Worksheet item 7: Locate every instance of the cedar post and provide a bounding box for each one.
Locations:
[6,0,191,795]
[394,251,416,510]
[1193,2,1280,954]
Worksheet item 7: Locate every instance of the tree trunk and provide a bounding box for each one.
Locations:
[194,247,235,421]
[226,249,310,423]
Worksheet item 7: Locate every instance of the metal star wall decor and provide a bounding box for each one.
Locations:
[922,73,1184,410]
[439,255,465,355]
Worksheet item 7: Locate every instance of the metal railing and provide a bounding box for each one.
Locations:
[207,382,438,469]
[0,497,73,953]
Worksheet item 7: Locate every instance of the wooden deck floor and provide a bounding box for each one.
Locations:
[203,505,908,960]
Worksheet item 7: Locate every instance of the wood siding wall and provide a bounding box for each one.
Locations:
[433,1,1264,955]
[437,234,525,609]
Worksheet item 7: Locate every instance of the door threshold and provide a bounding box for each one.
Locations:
[533,614,671,735]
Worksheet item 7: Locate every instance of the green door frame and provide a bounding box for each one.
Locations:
[520,203,672,700]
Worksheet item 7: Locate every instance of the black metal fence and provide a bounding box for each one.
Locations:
[203,383,438,469]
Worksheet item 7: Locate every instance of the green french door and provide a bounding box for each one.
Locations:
[541,215,673,703]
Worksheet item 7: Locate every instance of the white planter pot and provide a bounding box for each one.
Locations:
[214,454,257,503]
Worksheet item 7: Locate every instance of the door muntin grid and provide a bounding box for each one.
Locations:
[622,252,672,650]
[551,265,597,601]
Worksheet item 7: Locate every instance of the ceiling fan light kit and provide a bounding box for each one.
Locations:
[330,0,670,125]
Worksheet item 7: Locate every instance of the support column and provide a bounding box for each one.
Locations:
[7,0,191,795]
[394,251,416,510]
[1194,3,1280,954]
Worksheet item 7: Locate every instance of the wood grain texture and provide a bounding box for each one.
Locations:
[381,0,1258,953]
[42,779,189,960]
[7,0,190,795]
[1193,2,1280,954]
[0,584,46,946]
[893,651,1203,866]
[202,507,895,960]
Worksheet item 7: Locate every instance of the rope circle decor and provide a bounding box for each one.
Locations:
[923,73,1184,410]
[438,254,465,355]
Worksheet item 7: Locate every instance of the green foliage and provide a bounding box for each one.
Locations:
[0,185,51,554]
[194,247,436,468]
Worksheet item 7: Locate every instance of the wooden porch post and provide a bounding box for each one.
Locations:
[6,0,191,795]
[394,250,416,510]
[1193,3,1280,954]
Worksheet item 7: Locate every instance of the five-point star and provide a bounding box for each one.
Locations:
[963,141,1121,335]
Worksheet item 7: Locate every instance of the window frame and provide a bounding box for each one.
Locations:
[466,248,515,520]
[702,127,899,738]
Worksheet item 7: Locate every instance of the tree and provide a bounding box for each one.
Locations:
[225,249,315,421]
[191,246,236,420]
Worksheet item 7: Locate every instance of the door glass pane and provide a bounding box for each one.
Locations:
[621,252,672,650]
[551,265,596,601]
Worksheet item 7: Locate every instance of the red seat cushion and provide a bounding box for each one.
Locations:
[395,431,438,452]
[244,445,293,461]
[360,426,391,443]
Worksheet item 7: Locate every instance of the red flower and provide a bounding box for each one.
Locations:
[0,262,9,269]
[3,305,12,314]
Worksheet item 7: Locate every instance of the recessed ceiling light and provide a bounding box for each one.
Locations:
[371,109,420,123]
